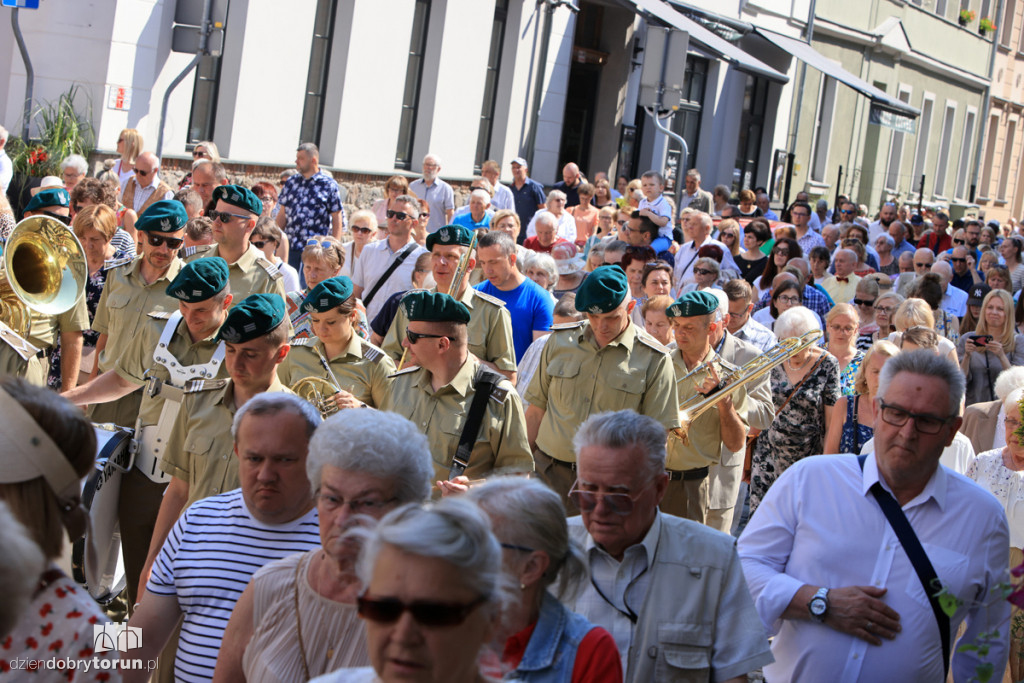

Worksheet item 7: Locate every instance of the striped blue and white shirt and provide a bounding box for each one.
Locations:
[148,488,320,683]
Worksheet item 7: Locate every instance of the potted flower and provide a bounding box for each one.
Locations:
[980,16,997,35]
[959,8,976,26]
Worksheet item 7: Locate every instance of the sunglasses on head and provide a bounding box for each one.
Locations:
[208,209,251,223]
[357,594,488,627]
[306,238,335,250]
[406,329,451,344]
[146,233,184,250]
[386,210,411,220]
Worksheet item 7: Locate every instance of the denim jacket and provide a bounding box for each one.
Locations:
[507,591,595,682]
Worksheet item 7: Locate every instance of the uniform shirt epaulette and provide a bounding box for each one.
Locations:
[184,245,213,262]
[103,255,136,271]
[289,336,314,347]
[471,289,506,307]
[636,332,671,354]
[256,257,284,281]
[148,310,173,320]
[183,378,228,393]
[388,366,419,378]
[489,383,509,403]
[550,321,585,331]
[360,340,386,363]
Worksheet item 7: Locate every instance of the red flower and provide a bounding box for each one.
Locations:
[25,637,38,649]
[37,151,47,162]
[78,647,93,658]
[55,587,66,598]
[65,610,82,619]
[48,639,63,652]
[87,616,99,625]
[2,636,10,650]
[41,623,53,637]
[38,603,52,617]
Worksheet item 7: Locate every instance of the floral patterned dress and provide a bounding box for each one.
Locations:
[839,350,864,397]
[839,394,873,455]
[750,352,841,512]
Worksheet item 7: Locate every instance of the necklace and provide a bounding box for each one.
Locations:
[786,352,812,371]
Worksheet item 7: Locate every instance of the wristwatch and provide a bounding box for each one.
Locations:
[808,587,829,622]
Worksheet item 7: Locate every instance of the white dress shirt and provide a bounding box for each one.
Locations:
[941,283,968,318]
[734,317,778,353]
[127,174,173,212]
[525,209,578,242]
[860,431,977,476]
[351,237,427,321]
[673,237,739,292]
[738,453,1009,683]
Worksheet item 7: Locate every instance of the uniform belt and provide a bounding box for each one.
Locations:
[667,466,709,481]
[147,376,185,403]
[548,457,577,470]
[35,348,47,359]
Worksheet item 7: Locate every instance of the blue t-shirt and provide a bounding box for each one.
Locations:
[475,277,554,362]
[452,210,492,231]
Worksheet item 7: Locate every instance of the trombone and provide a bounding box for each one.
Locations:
[396,229,478,371]
[672,330,823,440]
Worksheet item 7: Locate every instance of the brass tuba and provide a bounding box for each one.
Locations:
[0,216,88,336]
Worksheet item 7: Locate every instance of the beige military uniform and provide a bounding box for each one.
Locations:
[278,333,394,407]
[524,321,679,462]
[0,320,45,385]
[161,376,293,508]
[381,287,517,372]
[187,243,288,305]
[26,292,89,371]
[90,255,183,426]
[380,356,533,487]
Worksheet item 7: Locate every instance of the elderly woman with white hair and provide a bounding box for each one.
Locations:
[750,306,842,512]
[526,189,577,243]
[467,477,622,682]
[311,497,508,683]
[524,252,559,305]
[214,409,434,683]
[60,153,88,194]
[874,233,899,276]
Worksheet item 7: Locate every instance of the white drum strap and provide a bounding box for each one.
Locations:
[152,311,226,384]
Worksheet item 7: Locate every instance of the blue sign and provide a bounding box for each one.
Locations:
[2,0,41,7]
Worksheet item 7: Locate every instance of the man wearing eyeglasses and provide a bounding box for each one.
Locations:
[191,184,288,307]
[945,245,979,294]
[381,291,532,493]
[895,248,935,297]
[126,393,320,683]
[120,151,174,217]
[739,351,1010,683]
[673,211,739,291]
[410,153,455,234]
[562,409,771,683]
[789,201,827,256]
[88,200,187,431]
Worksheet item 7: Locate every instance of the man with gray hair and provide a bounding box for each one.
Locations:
[276,142,346,270]
[680,168,713,213]
[562,409,772,682]
[739,351,1010,682]
[452,188,494,231]
[126,393,322,682]
[410,153,455,233]
[121,151,175,215]
[961,365,1024,454]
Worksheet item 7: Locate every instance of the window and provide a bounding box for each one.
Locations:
[668,56,707,187]
[885,87,913,192]
[955,109,977,200]
[933,103,957,197]
[474,0,508,172]
[734,75,770,192]
[980,114,1000,198]
[1002,0,1016,45]
[299,0,338,145]
[910,95,934,195]
[187,55,222,145]
[809,76,837,183]
[936,0,948,19]
[998,119,1017,199]
[395,0,431,169]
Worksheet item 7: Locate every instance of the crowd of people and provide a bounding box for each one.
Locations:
[0,127,1023,682]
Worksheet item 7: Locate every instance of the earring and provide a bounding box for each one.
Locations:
[520,583,526,590]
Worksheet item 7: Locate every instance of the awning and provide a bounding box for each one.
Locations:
[753,27,920,118]
[627,0,789,84]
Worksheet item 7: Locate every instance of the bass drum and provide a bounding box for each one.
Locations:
[72,423,133,605]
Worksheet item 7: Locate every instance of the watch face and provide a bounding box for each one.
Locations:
[810,598,827,616]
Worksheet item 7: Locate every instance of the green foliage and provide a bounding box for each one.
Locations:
[7,85,95,178]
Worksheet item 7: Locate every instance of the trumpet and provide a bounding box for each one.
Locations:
[396,230,478,371]
[673,330,823,439]
[291,346,344,419]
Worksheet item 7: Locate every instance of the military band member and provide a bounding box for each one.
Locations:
[141,293,292,588]
[665,291,749,524]
[524,265,679,509]
[89,200,186,427]
[380,291,532,491]
[188,185,288,306]
[0,323,45,385]
[63,257,233,602]
[277,276,394,408]
[22,188,88,391]
[381,224,517,383]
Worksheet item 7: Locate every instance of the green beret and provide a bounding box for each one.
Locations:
[401,291,470,324]
[302,276,354,313]
[24,188,70,212]
[136,200,189,233]
[212,184,263,216]
[216,294,285,344]
[575,265,628,315]
[426,224,474,251]
[666,291,719,318]
[166,257,229,302]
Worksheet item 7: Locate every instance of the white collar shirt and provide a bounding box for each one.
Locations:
[673,237,739,292]
[577,513,662,671]
[734,317,778,353]
[738,453,1009,683]
[350,237,427,321]
[941,283,968,318]
[130,173,172,212]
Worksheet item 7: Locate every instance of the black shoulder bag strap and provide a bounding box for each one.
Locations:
[857,454,950,676]
[363,243,417,307]
[449,366,501,480]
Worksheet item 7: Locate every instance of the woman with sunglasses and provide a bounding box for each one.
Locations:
[112,127,143,189]
[179,141,221,189]
[752,237,801,297]
[250,217,301,292]
[999,235,1024,292]
[372,176,411,227]
[825,303,865,396]
[466,477,622,683]
[737,218,771,284]
[340,210,380,279]
[310,498,507,683]
[214,409,434,683]
[957,289,1024,406]
[852,277,880,350]
[717,218,742,258]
